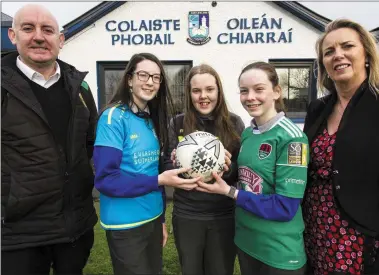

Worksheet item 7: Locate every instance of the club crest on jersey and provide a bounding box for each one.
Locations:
[258,143,272,159]
[238,166,263,194]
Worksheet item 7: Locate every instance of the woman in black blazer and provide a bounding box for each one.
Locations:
[302,19,379,275]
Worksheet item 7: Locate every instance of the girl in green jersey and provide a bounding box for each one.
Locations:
[197,62,309,275]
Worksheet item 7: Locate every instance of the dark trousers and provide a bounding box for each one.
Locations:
[106,217,163,275]
[172,215,236,275]
[1,229,94,275]
[237,248,306,275]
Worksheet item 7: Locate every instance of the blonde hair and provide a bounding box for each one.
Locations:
[315,19,379,94]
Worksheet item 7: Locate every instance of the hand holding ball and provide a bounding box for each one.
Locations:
[175,131,225,182]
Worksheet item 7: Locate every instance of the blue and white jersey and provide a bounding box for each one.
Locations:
[94,104,163,230]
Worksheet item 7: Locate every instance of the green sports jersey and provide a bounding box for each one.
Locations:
[235,113,309,270]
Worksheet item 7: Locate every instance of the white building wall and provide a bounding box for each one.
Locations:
[60,2,322,126]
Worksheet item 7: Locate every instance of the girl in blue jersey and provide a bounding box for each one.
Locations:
[94,53,200,275]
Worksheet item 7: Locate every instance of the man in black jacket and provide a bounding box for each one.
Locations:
[1,4,98,275]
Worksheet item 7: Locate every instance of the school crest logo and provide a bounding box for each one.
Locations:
[187,11,211,45]
[258,143,272,159]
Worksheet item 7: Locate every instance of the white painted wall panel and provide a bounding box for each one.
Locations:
[60,2,322,126]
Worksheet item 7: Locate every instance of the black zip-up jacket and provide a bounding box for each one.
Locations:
[1,52,98,251]
[304,80,379,238]
[163,113,245,220]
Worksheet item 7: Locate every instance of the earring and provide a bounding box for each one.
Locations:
[327,75,330,79]
[365,62,369,68]
[129,86,133,93]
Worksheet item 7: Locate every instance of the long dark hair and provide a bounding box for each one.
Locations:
[183,64,240,152]
[105,53,175,149]
[238,61,286,112]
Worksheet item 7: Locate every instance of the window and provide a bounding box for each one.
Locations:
[269,59,317,121]
[165,64,191,116]
[97,61,192,112]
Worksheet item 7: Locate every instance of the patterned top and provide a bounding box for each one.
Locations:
[303,128,379,275]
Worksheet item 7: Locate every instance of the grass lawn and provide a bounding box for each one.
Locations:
[84,201,241,275]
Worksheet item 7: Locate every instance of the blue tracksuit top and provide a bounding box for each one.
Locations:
[94,104,163,230]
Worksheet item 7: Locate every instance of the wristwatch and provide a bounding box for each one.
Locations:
[226,186,237,199]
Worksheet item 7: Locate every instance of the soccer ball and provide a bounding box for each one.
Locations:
[175,131,225,182]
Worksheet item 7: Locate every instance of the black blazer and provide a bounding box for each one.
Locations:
[304,81,379,237]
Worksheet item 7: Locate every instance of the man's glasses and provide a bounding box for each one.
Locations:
[134,71,162,84]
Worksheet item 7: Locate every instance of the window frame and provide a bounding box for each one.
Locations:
[269,59,317,123]
[96,60,193,111]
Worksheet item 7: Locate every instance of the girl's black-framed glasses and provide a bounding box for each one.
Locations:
[134,70,162,84]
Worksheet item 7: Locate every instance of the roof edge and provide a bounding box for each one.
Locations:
[273,1,331,32]
[63,1,126,40]
[2,22,12,28]
[63,2,105,29]
[291,2,331,23]
[1,12,14,23]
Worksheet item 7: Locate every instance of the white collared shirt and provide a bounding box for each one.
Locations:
[16,56,61,88]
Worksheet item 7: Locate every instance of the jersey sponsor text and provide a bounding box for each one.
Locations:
[238,166,263,194]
